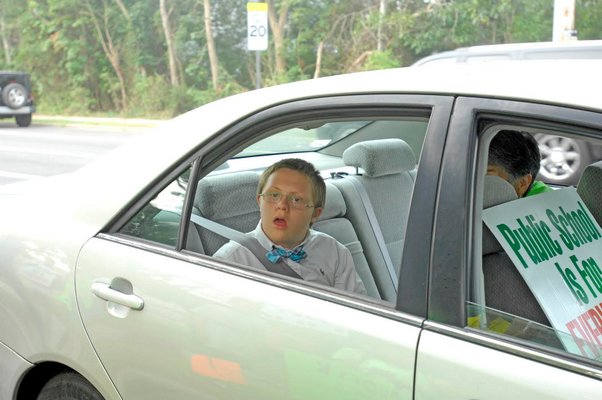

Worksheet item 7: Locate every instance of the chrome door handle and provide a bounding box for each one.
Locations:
[91,281,144,311]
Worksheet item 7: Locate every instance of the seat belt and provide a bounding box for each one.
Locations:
[188,213,302,279]
[340,175,399,291]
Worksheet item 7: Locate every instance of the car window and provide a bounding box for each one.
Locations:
[471,124,602,364]
[236,120,373,157]
[187,112,431,304]
[120,167,191,247]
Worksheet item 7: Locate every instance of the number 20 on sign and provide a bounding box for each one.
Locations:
[247,2,268,51]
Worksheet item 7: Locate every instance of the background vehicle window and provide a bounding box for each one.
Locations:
[120,168,191,247]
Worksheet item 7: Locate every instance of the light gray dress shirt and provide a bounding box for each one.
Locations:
[213,223,367,295]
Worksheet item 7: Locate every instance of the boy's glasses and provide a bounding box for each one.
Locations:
[260,191,314,210]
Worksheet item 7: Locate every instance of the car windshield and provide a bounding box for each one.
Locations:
[235,120,372,158]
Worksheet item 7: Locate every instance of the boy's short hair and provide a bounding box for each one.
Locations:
[488,130,541,183]
[257,158,326,208]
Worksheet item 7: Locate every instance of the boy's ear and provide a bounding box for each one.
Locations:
[311,207,323,223]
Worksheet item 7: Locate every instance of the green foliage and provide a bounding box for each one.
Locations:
[1,0,600,117]
[363,50,401,71]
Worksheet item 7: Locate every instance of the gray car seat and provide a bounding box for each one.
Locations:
[193,171,261,255]
[331,138,416,302]
[576,160,602,227]
[482,175,550,326]
[314,183,380,298]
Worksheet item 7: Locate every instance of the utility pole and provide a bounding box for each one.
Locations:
[553,0,577,41]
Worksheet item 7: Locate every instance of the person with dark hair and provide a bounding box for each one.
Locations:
[487,130,552,197]
[214,158,366,294]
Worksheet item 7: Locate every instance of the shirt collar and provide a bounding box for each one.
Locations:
[253,222,314,250]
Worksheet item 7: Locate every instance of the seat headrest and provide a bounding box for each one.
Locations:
[317,182,346,221]
[343,139,416,177]
[196,171,260,220]
[483,175,518,255]
[483,175,518,208]
[577,160,602,226]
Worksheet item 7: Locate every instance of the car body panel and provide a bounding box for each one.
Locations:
[75,236,420,399]
[0,105,35,115]
[415,329,602,399]
[0,342,32,400]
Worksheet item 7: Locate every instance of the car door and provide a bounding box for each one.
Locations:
[415,97,602,398]
[75,94,454,399]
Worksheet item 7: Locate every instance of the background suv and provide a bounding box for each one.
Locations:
[0,71,35,127]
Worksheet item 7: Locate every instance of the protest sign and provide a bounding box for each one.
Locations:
[483,187,602,359]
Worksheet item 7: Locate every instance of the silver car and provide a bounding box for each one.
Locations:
[1,60,601,399]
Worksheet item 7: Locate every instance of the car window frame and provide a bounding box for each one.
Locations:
[106,93,455,320]
[429,95,602,377]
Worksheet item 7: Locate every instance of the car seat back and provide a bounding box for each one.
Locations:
[577,160,602,227]
[331,138,416,301]
[482,175,550,326]
[314,182,380,299]
[194,171,261,255]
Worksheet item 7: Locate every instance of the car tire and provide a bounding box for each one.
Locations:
[2,82,27,109]
[36,371,105,400]
[535,134,592,186]
[16,114,32,127]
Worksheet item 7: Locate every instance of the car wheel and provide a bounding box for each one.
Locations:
[36,371,105,400]
[16,114,32,127]
[2,82,27,109]
[535,134,592,186]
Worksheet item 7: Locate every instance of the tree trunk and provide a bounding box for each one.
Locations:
[377,0,387,52]
[313,41,323,79]
[0,14,11,65]
[266,0,288,79]
[85,0,128,111]
[160,0,180,87]
[114,0,131,21]
[203,0,220,90]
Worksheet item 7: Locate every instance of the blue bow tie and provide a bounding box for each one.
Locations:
[266,245,307,263]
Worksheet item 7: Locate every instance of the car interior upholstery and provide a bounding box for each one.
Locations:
[576,159,602,226]
[481,175,551,327]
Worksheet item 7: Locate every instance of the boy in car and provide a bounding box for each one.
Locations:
[214,158,367,295]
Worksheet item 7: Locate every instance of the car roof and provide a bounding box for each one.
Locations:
[412,40,602,65]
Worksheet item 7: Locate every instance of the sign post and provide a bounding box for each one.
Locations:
[247,2,268,89]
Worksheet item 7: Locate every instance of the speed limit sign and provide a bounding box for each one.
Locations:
[247,2,268,51]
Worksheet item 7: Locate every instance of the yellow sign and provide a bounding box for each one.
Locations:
[247,2,268,12]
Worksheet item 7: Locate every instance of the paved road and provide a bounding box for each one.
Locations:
[0,121,148,185]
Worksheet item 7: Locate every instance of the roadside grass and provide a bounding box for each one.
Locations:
[33,114,166,129]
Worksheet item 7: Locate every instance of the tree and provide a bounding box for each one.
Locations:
[203,0,220,90]
[266,0,290,80]
[160,0,180,87]
[83,0,133,111]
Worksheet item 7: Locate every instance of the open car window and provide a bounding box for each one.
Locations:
[471,124,602,365]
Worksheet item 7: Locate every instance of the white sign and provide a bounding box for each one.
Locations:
[247,2,268,51]
[483,188,602,359]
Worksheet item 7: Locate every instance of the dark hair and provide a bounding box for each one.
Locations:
[488,130,541,185]
[257,158,326,208]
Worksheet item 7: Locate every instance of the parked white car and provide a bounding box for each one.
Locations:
[1,60,601,400]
